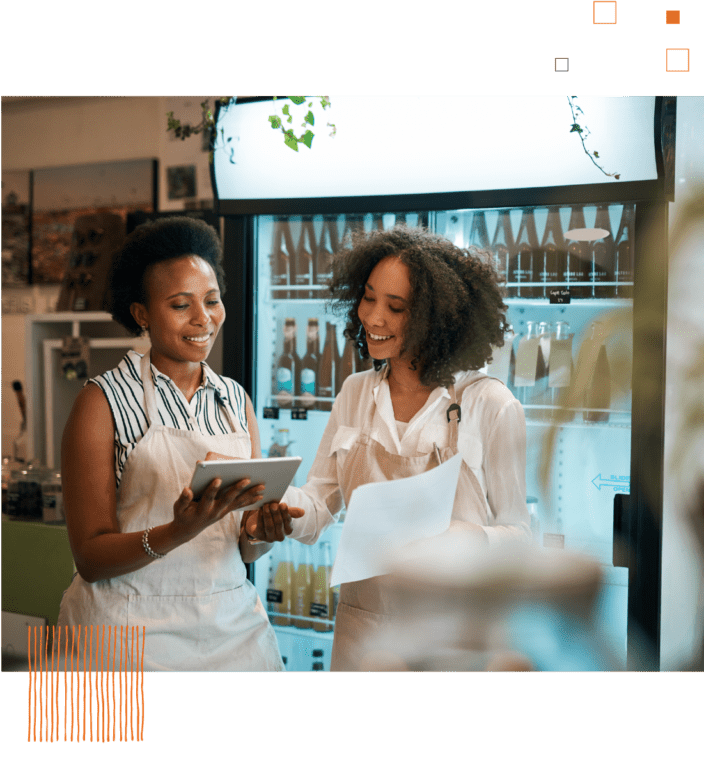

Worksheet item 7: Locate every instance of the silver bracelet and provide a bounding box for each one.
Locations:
[142,527,165,559]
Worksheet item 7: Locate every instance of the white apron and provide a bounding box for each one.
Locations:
[330,377,492,671]
[57,351,283,671]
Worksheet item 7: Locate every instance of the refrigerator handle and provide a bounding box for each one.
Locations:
[613,493,631,569]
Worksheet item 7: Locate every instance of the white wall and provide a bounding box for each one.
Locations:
[1,96,223,459]
[661,96,704,670]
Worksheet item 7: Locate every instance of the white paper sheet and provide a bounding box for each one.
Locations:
[330,452,463,587]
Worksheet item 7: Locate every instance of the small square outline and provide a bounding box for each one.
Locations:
[593,1,617,24]
[555,58,569,72]
[666,10,680,24]
[665,48,691,72]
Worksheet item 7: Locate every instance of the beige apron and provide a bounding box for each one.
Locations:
[330,376,491,671]
[57,351,283,671]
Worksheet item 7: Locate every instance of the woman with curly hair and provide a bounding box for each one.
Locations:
[258,223,531,670]
[58,216,300,671]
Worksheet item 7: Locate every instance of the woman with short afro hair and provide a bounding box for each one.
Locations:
[58,215,299,671]
[267,223,532,671]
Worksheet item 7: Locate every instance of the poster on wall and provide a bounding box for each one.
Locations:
[1,170,31,286]
[31,158,156,284]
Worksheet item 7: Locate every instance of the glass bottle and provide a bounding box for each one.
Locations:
[515,320,538,405]
[275,318,299,409]
[614,203,635,298]
[565,206,590,299]
[312,542,333,632]
[316,216,339,293]
[584,321,611,422]
[268,537,294,627]
[293,543,314,629]
[534,321,552,407]
[299,318,320,410]
[491,209,514,284]
[270,219,295,299]
[591,205,616,299]
[337,338,357,394]
[549,321,574,416]
[295,217,316,299]
[510,209,540,298]
[539,206,566,299]
[468,209,491,253]
[318,322,339,411]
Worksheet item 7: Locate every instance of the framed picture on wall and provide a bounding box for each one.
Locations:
[31,158,157,284]
[166,164,197,200]
[2,170,32,286]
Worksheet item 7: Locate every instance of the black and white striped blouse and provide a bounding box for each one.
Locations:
[86,350,249,487]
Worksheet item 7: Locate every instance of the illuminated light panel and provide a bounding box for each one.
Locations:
[666,10,680,24]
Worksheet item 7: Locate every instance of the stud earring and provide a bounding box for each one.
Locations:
[141,325,148,333]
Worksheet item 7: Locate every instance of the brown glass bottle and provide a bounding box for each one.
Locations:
[294,217,316,299]
[318,322,339,411]
[316,216,339,294]
[299,318,320,410]
[271,219,295,299]
[510,209,540,299]
[584,322,611,422]
[491,209,514,284]
[275,318,299,409]
[565,206,591,299]
[468,209,491,253]
[539,207,566,299]
[591,205,615,299]
[614,203,635,298]
[337,338,357,393]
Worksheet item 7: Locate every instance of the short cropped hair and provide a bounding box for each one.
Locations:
[328,224,508,389]
[108,216,225,335]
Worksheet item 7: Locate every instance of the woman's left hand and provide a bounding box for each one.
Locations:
[242,503,305,542]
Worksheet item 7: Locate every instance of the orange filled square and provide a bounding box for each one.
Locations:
[666,10,680,24]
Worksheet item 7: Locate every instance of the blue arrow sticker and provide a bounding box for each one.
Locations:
[592,474,630,493]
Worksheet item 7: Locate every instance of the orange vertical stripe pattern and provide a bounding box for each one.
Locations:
[26,625,146,742]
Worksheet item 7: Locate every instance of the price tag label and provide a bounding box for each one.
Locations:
[549,288,571,304]
[263,407,280,419]
[291,408,308,420]
[309,602,329,618]
[266,589,283,604]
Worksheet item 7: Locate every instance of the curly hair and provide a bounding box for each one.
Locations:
[108,216,226,336]
[328,224,508,389]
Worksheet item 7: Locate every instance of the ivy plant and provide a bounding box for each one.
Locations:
[567,96,621,180]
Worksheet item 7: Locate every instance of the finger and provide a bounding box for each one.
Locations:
[287,506,305,519]
[203,478,222,507]
[261,509,275,541]
[283,513,294,535]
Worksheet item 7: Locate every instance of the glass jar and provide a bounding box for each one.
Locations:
[42,471,65,524]
[12,463,47,520]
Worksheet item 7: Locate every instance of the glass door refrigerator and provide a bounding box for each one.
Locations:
[213,96,673,671]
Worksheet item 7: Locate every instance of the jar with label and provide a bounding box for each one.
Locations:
[42,471,65,524]
[11,463,47,520]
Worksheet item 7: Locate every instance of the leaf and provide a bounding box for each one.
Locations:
[268,115,282,130]
[305,110,314,126]
[299,130,314,148]
[308,101,313,107]
[282,104,291,116]
[289,96,306,105]
[570,123,583,133]
[593,151,599,158]
[284,134,299,151]
[615,174,621,180]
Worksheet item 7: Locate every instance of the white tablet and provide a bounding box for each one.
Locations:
[189,456,302,510]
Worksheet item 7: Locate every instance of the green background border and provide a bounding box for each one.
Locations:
[0,0,704,767]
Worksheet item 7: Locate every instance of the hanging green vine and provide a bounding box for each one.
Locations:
[166,97,336,161]
[567,96,621,180]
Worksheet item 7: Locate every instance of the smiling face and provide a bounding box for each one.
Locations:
[130,254,225,370]
[357,255,412,364]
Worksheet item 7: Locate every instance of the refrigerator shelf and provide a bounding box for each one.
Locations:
[268,611,335,629]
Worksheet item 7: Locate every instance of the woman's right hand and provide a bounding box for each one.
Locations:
[171,478,265,541]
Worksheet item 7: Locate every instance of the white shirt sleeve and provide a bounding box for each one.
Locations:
[283,388,346,545]
[481,396,532,544]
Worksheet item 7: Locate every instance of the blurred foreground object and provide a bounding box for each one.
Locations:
[357,532,626,672]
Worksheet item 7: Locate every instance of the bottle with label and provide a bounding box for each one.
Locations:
[510,209,540,298]
[275,318,300,409]
[318,322,339,411]
[311,541,333,632]
[565,205,590,299]
[514,321,539,405]
[271,219,295,299]
[539,207,566,299]
[316,216,339,293]
[337,338,357,394]
[293,543,314,629]
[268,538,294,626]
[534,321,552,407]
[491,209,514,284]
[548,321,574,416]
[41,471,64,524]
[468,209,491,254]
[584,321,611,422]
[591,205,616,298]
[394,212,407,226]
[295,217,316,299]
[341,214,364,248]
[299,318,320,410]
[268,427,293,458]
[614,203,634,298]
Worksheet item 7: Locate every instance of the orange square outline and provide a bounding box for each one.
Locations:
[666,10,680,25]
[593,1,617,24]
[666,48,690,72]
